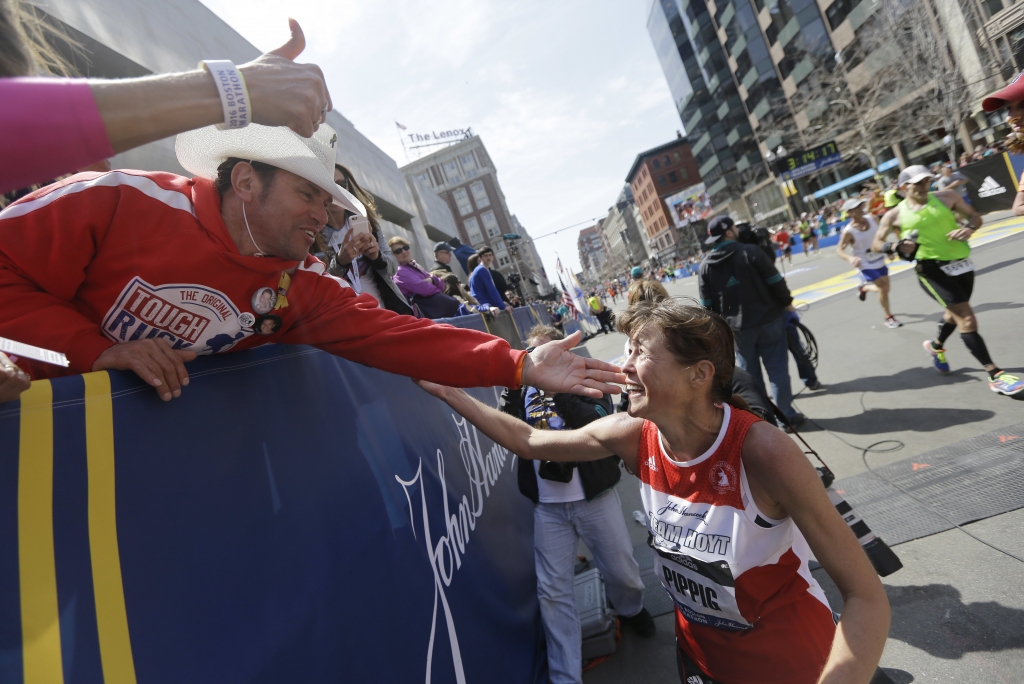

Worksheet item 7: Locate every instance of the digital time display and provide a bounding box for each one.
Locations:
[775,141,842,181]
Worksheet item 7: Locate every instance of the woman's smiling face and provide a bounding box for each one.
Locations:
[622,325,691,420]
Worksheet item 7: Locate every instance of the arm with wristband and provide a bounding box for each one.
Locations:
[1,19,331,195]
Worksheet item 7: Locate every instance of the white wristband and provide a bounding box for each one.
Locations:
[199,60,251,129]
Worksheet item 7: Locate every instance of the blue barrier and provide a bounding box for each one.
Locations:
[788,228,845,256]
[562,318,582,339]
[0,345,546,683]
[510,304,550,342]
[434,304,551,349]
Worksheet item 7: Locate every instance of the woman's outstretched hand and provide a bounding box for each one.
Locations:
[522,331,626,398]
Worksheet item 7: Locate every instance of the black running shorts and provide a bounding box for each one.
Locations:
[915,259,974,307]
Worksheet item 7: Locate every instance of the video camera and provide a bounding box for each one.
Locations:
[735,222,777,263]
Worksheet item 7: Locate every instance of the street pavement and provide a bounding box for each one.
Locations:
[579,214,1024,683]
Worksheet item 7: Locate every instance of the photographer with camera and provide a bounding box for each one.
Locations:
[501,324,653,684]
[699,216,806,425]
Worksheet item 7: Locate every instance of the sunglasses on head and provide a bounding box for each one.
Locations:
[392,245,410,254]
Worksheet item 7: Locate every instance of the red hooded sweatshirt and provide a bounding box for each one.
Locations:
[0,170,524,385]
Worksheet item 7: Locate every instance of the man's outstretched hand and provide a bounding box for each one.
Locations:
[522,330,625,398]
[92,339,197,401]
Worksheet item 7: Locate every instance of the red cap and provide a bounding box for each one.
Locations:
[982,72,1024,112]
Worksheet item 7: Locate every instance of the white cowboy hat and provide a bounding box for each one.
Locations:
[175,124,366,217]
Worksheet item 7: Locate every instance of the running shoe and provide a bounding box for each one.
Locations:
[923,340,950,373]
[989,371,1024,396]
[884,316,903,329]
[858,286,867,302]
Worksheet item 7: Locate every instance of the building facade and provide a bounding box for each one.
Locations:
[399,137,549,297]
[625,136,702,259]
[23,0,459,268]
[646,0,1014,216]
[512,216,552,295]
[597,186,652,276]
[577,225,607,283]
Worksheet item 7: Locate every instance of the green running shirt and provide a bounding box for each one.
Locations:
[898,194,970,261]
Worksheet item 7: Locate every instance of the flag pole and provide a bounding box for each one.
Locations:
[395,122,409,163]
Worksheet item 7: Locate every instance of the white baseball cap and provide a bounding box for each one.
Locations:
[176,123,366,217]
[897,165,934,186]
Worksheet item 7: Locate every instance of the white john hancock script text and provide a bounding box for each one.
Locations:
[396,412,511,684]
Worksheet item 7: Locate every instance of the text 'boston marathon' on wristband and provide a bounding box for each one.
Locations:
[199,60,251,130]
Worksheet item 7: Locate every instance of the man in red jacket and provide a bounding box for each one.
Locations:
[0,123,623,401]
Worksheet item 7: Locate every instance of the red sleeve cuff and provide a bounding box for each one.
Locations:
[511,350,527,389]
[65,332,116,375]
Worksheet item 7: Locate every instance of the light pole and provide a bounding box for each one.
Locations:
[502,236,528,302]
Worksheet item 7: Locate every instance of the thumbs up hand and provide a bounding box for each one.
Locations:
[239,19,333,137]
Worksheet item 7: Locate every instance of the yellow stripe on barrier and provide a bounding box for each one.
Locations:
[84,372,137,684]
[508,309,525,344]
[1003,153,1019,191]
[18,380,64,684]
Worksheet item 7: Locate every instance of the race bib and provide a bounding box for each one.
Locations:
[939,258,974,277]
[649,536,752,632]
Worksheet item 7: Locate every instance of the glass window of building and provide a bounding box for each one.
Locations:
[460,153,476,170]
[464,217,483,244]
[673,152,682,162]
[481,210,499,237]
[663,155,671,165]
[470,180,490,208]
[652,158,662,169]
[444,160,461,184]
[669,171,678,183]
[417,172,430,185]
[658,175,667,186]
[453,187,473,216]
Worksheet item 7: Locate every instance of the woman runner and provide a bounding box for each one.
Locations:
[416,299,889,684]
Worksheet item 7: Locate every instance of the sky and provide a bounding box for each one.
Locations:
[200,0,684,279]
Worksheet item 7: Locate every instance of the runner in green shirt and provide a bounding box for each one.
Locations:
[872,165,1022,396]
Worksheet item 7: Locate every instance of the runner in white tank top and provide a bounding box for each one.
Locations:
[837,198,902,328]
[417,301,891,684]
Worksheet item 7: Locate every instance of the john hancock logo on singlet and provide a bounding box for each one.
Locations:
[710,461,737,492]
[102,277,252,354]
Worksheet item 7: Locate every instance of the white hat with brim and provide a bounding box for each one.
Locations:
[897,165,934,187]
[175,123,366,217]
[841,198,868,212]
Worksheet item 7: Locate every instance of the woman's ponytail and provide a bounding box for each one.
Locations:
[726,393,751,412]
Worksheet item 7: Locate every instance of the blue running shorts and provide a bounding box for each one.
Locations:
[860,266,889,283]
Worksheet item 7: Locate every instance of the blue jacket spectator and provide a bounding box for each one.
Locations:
[468,250,507,310]
[447,237,478,275]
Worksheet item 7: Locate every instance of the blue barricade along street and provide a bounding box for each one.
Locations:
[0,344,547,683]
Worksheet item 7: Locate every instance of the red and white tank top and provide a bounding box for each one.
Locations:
[636,404,836,684]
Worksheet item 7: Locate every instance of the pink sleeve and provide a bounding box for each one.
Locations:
[0,78,114,195]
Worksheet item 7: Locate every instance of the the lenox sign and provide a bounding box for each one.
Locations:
[406,127,473,143]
